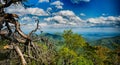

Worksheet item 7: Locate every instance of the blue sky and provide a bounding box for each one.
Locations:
[4,0,120,36]
[24,0,120,18]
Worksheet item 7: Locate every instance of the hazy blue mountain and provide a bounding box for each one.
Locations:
[90,36,120,49]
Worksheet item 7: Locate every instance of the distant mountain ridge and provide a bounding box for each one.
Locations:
[90,36,120,49]
[40,33,120,49]
[40,33,63,40]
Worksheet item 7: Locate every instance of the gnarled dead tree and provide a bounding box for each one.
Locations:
[0,0,46,65]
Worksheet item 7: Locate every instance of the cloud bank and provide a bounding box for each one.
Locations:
[5,4,48,16]
[44,10,83,25]
[86,16,120,24]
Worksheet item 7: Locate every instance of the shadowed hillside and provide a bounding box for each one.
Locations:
[90,36,120,49]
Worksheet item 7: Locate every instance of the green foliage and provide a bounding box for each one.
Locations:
[28,60,36,65]
[55,30,94,65]
[57,47,94,65]
[56,47,77,65]
[63,30,86,50]
[0,40,8,49]
[0,30,120,65]
[75,56,93,65]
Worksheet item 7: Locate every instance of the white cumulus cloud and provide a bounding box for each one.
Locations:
[71,0,90,4]
[21,17,32,22]
[44,15,68,24]
[39,0,49,3]
[5,4,48,16]
[27,8,48,16]
[54,10,75,16]
[44,10,83,25]
[80,13,86,16]
[86,16,120,24]
[51,1,64,9]
[46,7,52,15]
[55,10,83,23]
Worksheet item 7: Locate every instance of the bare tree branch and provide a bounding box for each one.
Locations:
[15,21,31,40]
[0,0,25,9]
[29,19,39,36]
[13,44,27,65]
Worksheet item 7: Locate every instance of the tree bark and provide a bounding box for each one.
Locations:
[14,44,27,65]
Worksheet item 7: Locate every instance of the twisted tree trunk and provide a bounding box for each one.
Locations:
[0,0,46,65]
